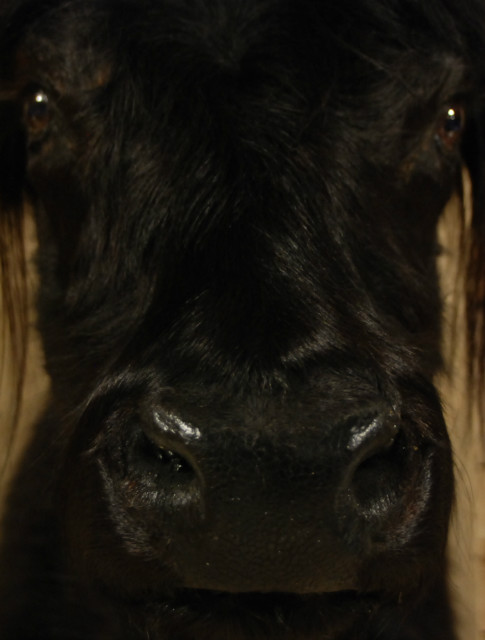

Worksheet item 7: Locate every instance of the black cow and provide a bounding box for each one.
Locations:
[0,1,484,638]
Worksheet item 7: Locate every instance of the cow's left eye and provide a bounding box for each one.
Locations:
[437,104,465,151]
[23,88,51,141]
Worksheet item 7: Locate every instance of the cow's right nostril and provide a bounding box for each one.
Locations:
[139,427,200,487]
[155,445,194,475]
[132,412,204,518]
[140,409,202,480]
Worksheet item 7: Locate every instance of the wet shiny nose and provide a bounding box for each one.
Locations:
[137,404,422,592]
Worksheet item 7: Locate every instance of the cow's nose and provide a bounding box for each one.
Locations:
[146,406,403,520]
[137,403,424,592]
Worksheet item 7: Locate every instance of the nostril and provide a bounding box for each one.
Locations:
[340,409,405,518]
[350,435,403,513]
[133,429,205,522]
[346,410,400,462]
[155,445,194,475]
[140,430,198,483]
[139,409,203,482]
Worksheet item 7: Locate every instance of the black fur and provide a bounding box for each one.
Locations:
[0,1,484,638]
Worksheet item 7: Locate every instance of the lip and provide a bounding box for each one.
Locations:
[135,589,384,640]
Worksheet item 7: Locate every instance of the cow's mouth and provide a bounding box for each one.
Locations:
[135,589,385,640]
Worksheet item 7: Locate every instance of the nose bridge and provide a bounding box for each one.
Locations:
[200,419,337,516]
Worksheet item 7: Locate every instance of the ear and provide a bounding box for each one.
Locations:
[462,101,485,222]
[0,28,29,432]
[461,99,485,410]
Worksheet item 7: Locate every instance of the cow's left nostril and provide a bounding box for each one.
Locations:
[346,411,400,461]
[338,409,407,526]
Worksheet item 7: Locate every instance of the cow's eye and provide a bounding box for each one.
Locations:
[437,104,465,151]
[23,88,51,141]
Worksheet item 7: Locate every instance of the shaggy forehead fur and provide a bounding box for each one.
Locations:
[3,0,483,392]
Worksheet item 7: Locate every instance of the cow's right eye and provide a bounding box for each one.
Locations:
[23,87,51,142]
